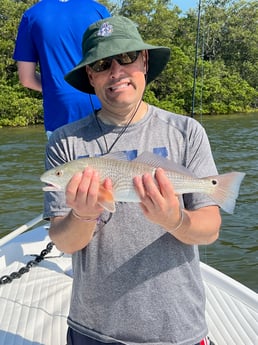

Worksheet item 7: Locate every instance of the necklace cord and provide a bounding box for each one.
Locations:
[94,100,143,154]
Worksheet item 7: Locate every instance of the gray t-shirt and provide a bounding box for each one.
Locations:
[44,105,218,345]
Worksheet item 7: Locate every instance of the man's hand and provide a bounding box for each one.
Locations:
[65,167,113,219]
[133,168,181,230]
[49,167,113,254]
[133,167,221,244]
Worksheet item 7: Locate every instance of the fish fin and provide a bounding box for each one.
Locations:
[97,185,116,213]
[102,151,195,176]
[207,172,245,214]
[101,151,128,161]
[134,152,196,176]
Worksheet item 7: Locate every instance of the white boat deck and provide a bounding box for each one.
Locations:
[0,226,72,345]
[202,262,258,344]
[0,263,71,344]
[0,226,257,345]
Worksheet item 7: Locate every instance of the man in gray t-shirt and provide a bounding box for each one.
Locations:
[44,16,221,345]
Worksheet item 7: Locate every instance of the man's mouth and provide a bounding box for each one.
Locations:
[109,82,131,91]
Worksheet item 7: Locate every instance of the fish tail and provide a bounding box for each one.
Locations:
[209,172,245,214]
[97,185,116,213]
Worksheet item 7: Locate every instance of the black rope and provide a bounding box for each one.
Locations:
[0,241,54,285]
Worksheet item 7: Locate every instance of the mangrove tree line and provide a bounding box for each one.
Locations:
[0,0,257,126]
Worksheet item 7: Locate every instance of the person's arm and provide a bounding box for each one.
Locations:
[49,168,112,254]
[49,211,97,254]
[133,168,221,245]
[17,61,42,91]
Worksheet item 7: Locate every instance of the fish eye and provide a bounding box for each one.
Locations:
[212,179,217,185]
[55,170,63,177]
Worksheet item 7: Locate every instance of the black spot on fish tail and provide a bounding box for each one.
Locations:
[208,172,245,214]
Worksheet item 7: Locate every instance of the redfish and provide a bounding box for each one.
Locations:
[40,152,245,214]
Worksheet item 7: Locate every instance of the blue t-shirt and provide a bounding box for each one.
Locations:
[13,0,110,132]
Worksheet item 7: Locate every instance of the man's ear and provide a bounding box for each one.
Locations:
[86,66,94,87]
[143,50,149,74]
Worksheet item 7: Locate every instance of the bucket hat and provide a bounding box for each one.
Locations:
[65,16,171,94]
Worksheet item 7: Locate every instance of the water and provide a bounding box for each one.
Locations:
[0,114,257,292]
[199,113,258,292]
[0,126,47,236]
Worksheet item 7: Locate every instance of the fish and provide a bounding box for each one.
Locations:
[40,151,245,214]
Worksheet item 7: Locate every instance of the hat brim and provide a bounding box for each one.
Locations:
[65,45,170,94]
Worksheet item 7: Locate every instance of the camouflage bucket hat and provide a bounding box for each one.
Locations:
[65,16,171,94]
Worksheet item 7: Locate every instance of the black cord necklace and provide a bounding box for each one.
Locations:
[94,100,143,154]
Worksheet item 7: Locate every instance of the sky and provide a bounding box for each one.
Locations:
[172,0,199,13]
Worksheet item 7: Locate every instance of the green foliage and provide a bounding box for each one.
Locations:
[0,0,257,127]
[0,0,42,127]
[0,84,43,127]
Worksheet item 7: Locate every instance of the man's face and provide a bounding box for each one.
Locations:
[86,51,148,114]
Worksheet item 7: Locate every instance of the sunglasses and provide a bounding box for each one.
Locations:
[89,51,141,72]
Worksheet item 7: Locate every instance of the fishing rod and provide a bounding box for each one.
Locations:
[191,0,202,118]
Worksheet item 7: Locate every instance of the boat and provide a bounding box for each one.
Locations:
[0,214,257,345]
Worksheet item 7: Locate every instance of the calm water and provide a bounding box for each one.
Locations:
[0,127,47,236]
[0,113,257,292]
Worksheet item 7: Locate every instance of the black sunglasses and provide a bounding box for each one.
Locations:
[89,51,141,72]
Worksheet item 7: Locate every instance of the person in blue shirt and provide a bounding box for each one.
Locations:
[13,0,110,137]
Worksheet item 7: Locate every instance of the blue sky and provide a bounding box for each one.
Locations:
[172,0,199,13]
